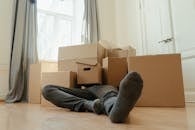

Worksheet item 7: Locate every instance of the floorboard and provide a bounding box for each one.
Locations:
[0,103,194,130]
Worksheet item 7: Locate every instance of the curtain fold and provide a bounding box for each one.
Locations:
[82,0,100,43]
[6,0,38,103]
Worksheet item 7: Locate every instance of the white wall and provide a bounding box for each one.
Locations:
[171,0,195,102]
[97,0,142,54]
[115,0,141,49]
[115,0,129,46]
[0,0,14,99]
[97,0,117,45]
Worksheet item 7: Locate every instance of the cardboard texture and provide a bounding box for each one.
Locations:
[28,64,41,104]
[28,61,58,104]
[41,71,76,107]
[58,59,77,72]
[77,62,102,85]
[58,43,105,72]
[121,46,136,56]
[128,54,185,107]
[58,58,96,72]
[103,57,128,87]
[58,43,105,62]
[106,46,136,58]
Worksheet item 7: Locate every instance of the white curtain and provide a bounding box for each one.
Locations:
[6,0,38,103]
[37,0,84,61]
[82,0,100,43]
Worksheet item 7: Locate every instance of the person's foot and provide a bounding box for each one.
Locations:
[109,71,143,123]
[84,99,103,114]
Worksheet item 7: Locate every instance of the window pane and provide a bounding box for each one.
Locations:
[37,12,72,60]
[37,0,84,61]
[37,0,73,16]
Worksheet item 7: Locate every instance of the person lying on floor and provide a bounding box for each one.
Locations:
[42,71,143,123]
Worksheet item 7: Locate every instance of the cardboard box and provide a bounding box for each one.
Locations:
[103,57,127,87]
[58,58,94,73]
[77,59,102,85]
[41,71,76,107]
[106,46,136,58]
[58,59,77,72]
[58,43,105,72]
[128,54,185,107]
[28,61,58,104]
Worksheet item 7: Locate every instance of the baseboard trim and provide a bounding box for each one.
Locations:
[185,91,195,103]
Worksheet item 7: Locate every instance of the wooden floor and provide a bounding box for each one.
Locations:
[0,103,195,130]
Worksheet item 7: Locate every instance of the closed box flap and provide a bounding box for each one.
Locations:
[58,43,104,60]
[76,59,98,66]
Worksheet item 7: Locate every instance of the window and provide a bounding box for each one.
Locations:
[37,0,84,61]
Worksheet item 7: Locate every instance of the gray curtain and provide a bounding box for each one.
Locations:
[6,0,38,103]
[82,0,100,43]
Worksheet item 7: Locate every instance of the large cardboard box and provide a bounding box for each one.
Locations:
[58,43,105,72]
[76,59,102,85]
[128,54,185,107]
[106,46,136,58]
[41,71,76,107]
[28,61,58,104]
[103,57,127,87]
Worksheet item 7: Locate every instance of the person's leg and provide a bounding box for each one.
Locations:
[86,84,118,114]
[86,85,118,99]
[106,71,143,123]
[88,71,143,123]
[42,85,102,114]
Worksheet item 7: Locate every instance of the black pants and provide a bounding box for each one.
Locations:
[42,85,118,115]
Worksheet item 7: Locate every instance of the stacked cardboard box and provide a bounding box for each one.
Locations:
[128,54,185,107]
[28,61,76,107]
[102,46,136,87]
[102,57,127,87]
[29,43,106,107]
[76,60,102,85]
[41,71,76,107]
[58,43,105,72]
[28,61,58,104]
[28,42,185,108]
[58,43,105,85]
[106,46,136,58]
